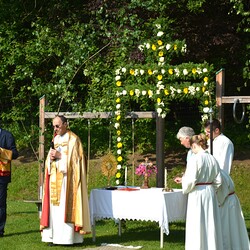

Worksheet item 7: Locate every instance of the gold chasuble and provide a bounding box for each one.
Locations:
[40,131,91,235]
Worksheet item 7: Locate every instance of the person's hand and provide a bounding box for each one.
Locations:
[50,149,61,160]
[174,176,182,184]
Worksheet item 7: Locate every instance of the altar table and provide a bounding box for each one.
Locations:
[89,187,187,248]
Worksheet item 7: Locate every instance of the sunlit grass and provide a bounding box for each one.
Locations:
[3,158,250,249]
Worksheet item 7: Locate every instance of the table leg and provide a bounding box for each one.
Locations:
[92,219,96,242]
[118,219,121,236]
[160,226,164,248]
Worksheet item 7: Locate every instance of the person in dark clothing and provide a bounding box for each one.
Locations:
[0,127,18,237]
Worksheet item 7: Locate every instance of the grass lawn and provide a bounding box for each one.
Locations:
[2,154,250,249]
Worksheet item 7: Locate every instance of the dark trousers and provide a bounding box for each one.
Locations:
[0,183,8,235]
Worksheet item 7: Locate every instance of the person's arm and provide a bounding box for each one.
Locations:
[6,132,18,159]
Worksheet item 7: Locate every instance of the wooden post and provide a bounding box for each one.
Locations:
[39,96,45,200]
[156,115,165,188]
[216,68,225,131]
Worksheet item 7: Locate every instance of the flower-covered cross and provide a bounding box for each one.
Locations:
[114,21,213,185]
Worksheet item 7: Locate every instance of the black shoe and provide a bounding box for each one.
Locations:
[47,243,55,247]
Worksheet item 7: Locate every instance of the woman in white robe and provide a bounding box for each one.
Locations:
[217,170,250,250]
[175,133,223,250]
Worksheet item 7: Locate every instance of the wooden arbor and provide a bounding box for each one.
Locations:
[216,69,250,129]
[38,96,165,201]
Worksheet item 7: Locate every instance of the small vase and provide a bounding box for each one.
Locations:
[141,173,149,189]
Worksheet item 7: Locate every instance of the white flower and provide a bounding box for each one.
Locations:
[138,44,144,51]
[196,87,200,92]
[155,24,161,29]
[177,89,181,93]
[183,69,188,75]
[204,81,208,86]
[116,91,121,96]
[157,31,164,37]
[188,86,196,95]
[116,104,121,109]
[115,68,120,75]
[115,110,121,115]
[156,90,160,95]
[134,69,139,76]
[153,70,158,74]
[121,67,126,73]
[140,69,145,75]
[159,101,165,107]
[146,43,150,49]
[159,57,165,62]
[197,68,202,74]
[161,113,166,119]
[142,90,147,96]
[174,68,180,76]
[157,108,162,114]
[204,91,210,96]
[115,75,121,81]
[203,68,208,73]
[158,46,164,50]
[181,44,187,53]
[122,90,127,95]
[114,123,120,129]
[161,69,166,74]
[166,44,171,50]
[116,180,120,185]
[117,137,121,142]
[117,164,122,170]
[135,89,140,97]
[203,107,210,113]
[202,114,208,122]
[117,149,122,155]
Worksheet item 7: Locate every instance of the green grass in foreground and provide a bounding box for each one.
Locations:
[2,159,250,249]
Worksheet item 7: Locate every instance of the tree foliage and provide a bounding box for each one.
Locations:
[0,0,248,152]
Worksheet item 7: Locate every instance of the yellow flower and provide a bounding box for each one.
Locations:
[148,90,153,97]
[157,40,163,46]
[130,90,134,96]
[158,51,163,57]
[152,44,157,51]
[157,98,161,103]
[130,69,135,75]
[117,130,121,136]
[168,68,173,75]
[202,86,206,92]
[148,69,153,75]
[117,156,123,162]
[174,44,177,50]
[116,115,121,121]
[204,100,209,105]
[157,75,163,80]
[116,172,121,178]
[164,89,169,95]
[116,81,122,87]
[183,88,188,94]
[117,142,122,148]
[116,98,120,103]
[192,68,196,74]
[204,77,208,82]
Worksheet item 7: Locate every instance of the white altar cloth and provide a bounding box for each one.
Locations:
[89,187,187,247]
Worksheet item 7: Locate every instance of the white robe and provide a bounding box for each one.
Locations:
[217,170,250,250]
[208,133,234,174]
[182,150,223,250]
[42,133,84,245]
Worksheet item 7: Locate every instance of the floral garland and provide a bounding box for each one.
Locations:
[114,23,213,185]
